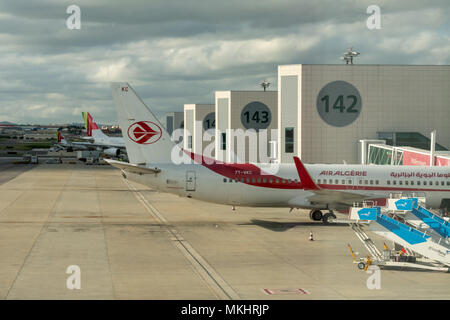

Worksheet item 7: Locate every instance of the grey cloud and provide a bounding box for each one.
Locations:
[0,0,448,124]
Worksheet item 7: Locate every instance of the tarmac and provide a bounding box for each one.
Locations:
[0,161,449,300]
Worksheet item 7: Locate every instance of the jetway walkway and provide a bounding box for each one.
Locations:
[337,196,450,272]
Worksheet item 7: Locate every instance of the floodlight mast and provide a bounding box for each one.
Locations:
[260,79,270,91]
[341,47,360,64]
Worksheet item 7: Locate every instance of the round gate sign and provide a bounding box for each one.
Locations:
[203,112,215,131]
[316,81,362,127]
[240,101,271,131]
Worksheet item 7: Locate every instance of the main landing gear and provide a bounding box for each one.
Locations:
[309,209,336,224]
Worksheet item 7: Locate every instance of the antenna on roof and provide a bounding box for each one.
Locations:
[260,79,270,91]
[340,47,360,64]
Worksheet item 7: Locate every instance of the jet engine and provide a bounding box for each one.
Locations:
[104,147,120,157]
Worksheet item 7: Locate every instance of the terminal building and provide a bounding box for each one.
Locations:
[165,111,184,140]
[215,91,277,163]
[183,104,215,157]
[277,64,450,164]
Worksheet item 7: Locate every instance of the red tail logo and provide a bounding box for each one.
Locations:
[86,113,99,136]
[127,121,162,144]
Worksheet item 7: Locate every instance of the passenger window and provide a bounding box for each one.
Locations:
[235,179,238,183]
[347,180,352,185]
[364,180,368,184]
[411,181,414,185]
[342,180,345,185]
[240,178,244,183]
[417,181,421,185]
[229,178,233,183]
[441,181,445,186]
[370,180,373,185]
[387,180,390,185]
[335,179,339,184]
[359,180,363,184]
[252,178,256,183]
[223,178,227,183]
[263,178,267,183]
[276,179,280,183]
[423,181,427,185]
[405,181,409,185]
[447,181,450,186]
[375,180,379,185]
[257,178,261,183]
[399,181,403,185]
[269,179,273,183]
[318,179,321,183]
[393,181,396,185]
[246,178,250,183]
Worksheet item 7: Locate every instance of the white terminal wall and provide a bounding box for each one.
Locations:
[215,91,278,163]
[184,104,215,156]
[278,64,450,164]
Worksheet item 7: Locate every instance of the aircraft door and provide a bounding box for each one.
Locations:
[186,170,196,191]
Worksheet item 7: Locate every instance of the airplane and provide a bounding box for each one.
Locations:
[106,82,450,223]
[81,112,126,157]
[55,130,89,151]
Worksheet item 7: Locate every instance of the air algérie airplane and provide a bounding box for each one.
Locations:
[106,82,450,223]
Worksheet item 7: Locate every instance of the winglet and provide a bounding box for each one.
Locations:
[293,156,320,190]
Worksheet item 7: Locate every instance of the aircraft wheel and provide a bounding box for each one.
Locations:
[322,212,337,224]
[309,209,323,221]
[357,262,366,270]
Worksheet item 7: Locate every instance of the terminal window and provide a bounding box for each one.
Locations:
[285,128,294,153]
[221,133,226,150]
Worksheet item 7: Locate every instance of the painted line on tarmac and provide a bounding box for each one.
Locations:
[123,179,240,300]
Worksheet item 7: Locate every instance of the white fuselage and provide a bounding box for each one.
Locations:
[123,162,450,210]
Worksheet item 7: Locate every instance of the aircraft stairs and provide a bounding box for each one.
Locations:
[347,204,450,268]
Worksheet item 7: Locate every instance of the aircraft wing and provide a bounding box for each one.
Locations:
[293,157,381,207]
[105,159,161,174]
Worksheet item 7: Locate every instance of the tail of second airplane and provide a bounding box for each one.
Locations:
[82,111,110,140]
[57,131,67,145]
[111,82,176,164]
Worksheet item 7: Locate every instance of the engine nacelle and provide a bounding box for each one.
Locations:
[104,147,120,157]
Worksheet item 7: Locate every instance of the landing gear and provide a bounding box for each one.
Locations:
[322,212,337,224]
[309,209,323,221]
[309,209,336,223]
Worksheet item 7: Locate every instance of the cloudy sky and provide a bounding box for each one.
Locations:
[0,0,448,125]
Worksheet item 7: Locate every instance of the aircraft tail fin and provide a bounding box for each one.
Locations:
[82,112,111,140]
[293,156,320,191]
[111,82,176,164]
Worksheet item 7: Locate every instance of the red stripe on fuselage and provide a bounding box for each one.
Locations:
[185,150,303,189]
[183,150,450,193]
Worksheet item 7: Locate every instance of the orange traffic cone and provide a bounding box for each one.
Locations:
[309,231,314,241]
